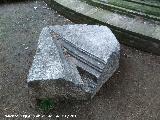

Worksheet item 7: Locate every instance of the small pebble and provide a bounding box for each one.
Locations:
[25,47,29,50]
[34,7,38,10]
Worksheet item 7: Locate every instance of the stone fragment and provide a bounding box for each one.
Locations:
[27,24,120,100]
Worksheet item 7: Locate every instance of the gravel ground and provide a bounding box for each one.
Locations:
[0,1,160,120]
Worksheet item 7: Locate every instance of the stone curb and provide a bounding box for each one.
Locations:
[83,0,160,21]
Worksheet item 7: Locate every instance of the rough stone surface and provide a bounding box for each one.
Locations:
[27,24,120,100]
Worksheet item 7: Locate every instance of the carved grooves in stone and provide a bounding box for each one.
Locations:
[52,33,99,93]
[52,31,105,77]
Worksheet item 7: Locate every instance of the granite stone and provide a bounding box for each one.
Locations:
[27,24,120,100]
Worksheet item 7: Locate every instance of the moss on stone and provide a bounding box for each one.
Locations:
[85,0,160,18]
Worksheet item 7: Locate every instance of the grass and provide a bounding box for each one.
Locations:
[37,98,55,112]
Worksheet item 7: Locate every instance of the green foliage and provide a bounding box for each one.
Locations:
[37,98,55,112]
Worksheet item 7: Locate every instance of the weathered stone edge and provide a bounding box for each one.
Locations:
[82,0,160,21]
[45,0,160,55]
[27,26,91,100]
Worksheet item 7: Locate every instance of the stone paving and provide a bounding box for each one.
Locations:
[94,0,160,17]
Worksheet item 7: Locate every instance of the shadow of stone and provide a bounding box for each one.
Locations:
[0,0,33,4]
